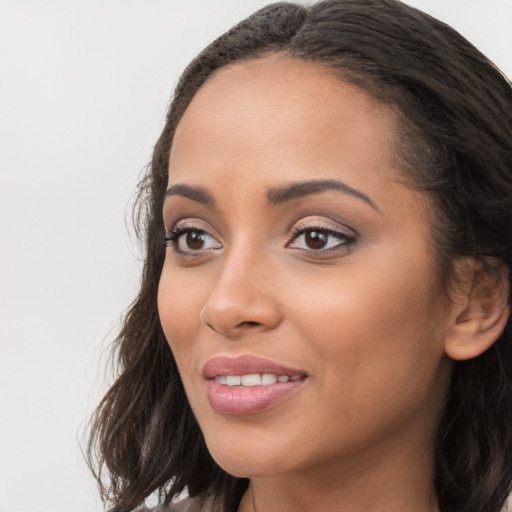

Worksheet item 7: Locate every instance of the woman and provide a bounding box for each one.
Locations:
[88,1,512,511]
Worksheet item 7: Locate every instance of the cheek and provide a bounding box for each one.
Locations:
[284,256,448,397]
[157,267,204,370]
[277,263,450,457]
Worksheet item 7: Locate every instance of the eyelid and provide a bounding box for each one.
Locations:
[286,218,358,254]
[287,217,358,239]
[165,218,221,238]
[164,218,223,255]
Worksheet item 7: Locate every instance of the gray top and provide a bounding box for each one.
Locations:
[154,498,203,511]
[141,493,512,511]
[139,495,225,512]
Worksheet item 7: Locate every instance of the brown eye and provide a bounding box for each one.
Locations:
[165,228,222,254]
[305,230,328,250]
[185,231,206,250]
[287,226,355,253]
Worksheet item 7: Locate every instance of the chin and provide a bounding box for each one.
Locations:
[202,426,296,478]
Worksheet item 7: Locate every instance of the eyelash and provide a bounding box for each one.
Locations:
[286,223,357,255]
[164,222,357,256]
[164,226,221,256]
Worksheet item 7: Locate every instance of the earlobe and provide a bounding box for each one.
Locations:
[444,258,510,361]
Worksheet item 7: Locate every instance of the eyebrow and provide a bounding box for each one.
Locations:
[164,179,378,211]
[267,179,378,211]
[165,184,215,206]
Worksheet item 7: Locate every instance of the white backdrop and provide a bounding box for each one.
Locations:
[1,1,511,511]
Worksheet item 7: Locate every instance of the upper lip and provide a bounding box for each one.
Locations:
[202,355,306,379]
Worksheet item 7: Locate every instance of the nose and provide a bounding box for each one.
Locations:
[200,249,282,338]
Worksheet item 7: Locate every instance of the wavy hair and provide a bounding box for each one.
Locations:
[87,1,512,511]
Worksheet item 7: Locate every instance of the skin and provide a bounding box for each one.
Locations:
[157,57,460,512]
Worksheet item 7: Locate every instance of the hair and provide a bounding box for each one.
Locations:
[87,1,512,511]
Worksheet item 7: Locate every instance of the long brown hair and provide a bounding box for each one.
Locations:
[88,1,512,511]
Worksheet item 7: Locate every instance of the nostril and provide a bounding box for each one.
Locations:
[239,321,260,328]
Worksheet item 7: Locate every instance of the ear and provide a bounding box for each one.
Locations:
[444,258,510,361]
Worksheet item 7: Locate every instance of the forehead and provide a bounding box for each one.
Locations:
[170,57,399,184]
[182,56,386,124]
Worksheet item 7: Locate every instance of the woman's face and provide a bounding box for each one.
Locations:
[158,58,455,479]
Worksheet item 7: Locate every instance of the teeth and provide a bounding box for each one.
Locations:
[241,374,261,386]
[261,373,277,385]
[226,375,241,386]
[214,373,302,387]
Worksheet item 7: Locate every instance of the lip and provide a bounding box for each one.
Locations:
[202,355,307,415]
[202,355,305,378]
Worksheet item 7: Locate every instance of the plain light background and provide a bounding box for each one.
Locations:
[1,1,511,511]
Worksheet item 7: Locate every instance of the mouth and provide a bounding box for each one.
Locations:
[202,355,308,415]
[214,373,303,386]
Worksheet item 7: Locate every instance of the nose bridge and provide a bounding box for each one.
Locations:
[202,235,281,336]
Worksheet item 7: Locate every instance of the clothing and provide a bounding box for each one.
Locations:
[141,494,224,512]
[144,494,512,512]
[152,497,203,511]
[144,495,512,512]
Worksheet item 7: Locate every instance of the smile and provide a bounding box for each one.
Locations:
[214,373,303,386]
[203,355,308,415]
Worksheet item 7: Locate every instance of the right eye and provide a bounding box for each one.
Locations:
[165,228,222,254]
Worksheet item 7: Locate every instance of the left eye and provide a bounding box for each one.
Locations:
[166,229,222,253]
[288,228,352,251]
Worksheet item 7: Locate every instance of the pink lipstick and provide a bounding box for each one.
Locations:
[202,355,307,415]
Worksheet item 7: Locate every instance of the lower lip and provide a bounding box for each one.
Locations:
[206,379,305,415]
